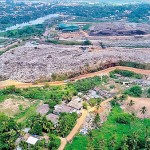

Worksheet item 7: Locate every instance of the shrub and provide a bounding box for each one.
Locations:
[125,85,142,97]
[116,113,131,124]
[110,69,143,79]
[89,98,97,107]
[48,134,61,150]
[147,88,150,98]
[83,102,88,109]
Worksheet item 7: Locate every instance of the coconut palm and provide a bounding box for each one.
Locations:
[128,100,135,107]
[140,106,147,118]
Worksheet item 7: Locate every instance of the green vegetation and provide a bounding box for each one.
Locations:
[70,76,102,92]
[48,134,61,150]
[27,115,54,135]
[46,39,91,46]
[125,85,142,97]
[89,98,101,107]
[57,112,78,137]
[19,134,61,150]
[110,69,143,79]
[19,139,47,150]
[118,61,150,70]
[0,24,45,38]
[147,88,150,98]
[0,113,21,150]
[65,106,150,150]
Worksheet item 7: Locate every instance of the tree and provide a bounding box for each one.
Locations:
[109,135,117,150]
[93,113,100,128]
[140,106,147,118]
[125,85,142,97]
[0,114,21,150]
[83,102,88,109]
[128,100,135,107]
[83,40,91,45]
[48,134,61,150]
[57,112,78,137]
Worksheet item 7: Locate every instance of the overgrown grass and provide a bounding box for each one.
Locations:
[65,106,150,150]
[15,101,40,123]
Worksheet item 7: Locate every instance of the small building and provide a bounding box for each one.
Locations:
[53,104,74,115]
[36,104,50,116]
[26,136,39,145]
[68,96,83,110]
[58,23,80,32]
[88,90,100,99]
[82,95,90,101]
[46,113,59,125]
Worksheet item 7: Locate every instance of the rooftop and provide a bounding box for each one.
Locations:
[53,104,74,114]
[46,113,59,124]
[36,104,50,116]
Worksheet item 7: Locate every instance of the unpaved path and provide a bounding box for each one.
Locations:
[0,66,149,90]
[58,96,115,150]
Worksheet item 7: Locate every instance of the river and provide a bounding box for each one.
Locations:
[0,14,59,33]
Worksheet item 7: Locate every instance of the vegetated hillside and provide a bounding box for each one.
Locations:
[0,43,150,82]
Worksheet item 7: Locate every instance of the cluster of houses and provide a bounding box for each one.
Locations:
[36,96,83,126]
[116,76,150,87]
[36,87,115,135]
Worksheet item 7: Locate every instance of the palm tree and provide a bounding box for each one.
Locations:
[128,100,135,107]
[99,139,106,150]
[109,135,116,150]
[88,130,93,140]
[140,106,147,118]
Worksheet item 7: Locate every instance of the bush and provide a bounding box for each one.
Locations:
[116,113,131,124]
[125,85,142,97]
[118,61,150,70]
[147,88,150,98]
[89,98,97,107]
[48,134,61,150]
[83,102,88,109]
[110,69,143,79]
[57,112,78,137]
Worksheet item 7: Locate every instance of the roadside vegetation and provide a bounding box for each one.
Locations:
[110,69,143,79]
[46,39,91,46]
[118,61,150,70]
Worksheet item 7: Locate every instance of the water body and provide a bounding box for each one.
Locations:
[0,14,59,33]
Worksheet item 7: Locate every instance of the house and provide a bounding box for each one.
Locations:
[53,104,74,115]
[82,95,90,101]
[94,87,115,99]
[88,90,100,99]
[36,104,50,116]
[68,100,83,110]
[46,113,59,126]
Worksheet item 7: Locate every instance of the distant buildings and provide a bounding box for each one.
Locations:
[58,23,80,32]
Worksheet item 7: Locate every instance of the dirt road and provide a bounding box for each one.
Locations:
[0,66,149,90]
[58,96,115,150]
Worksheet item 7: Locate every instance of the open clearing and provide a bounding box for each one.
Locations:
[0,97,37,117]
[121,97,150,119]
